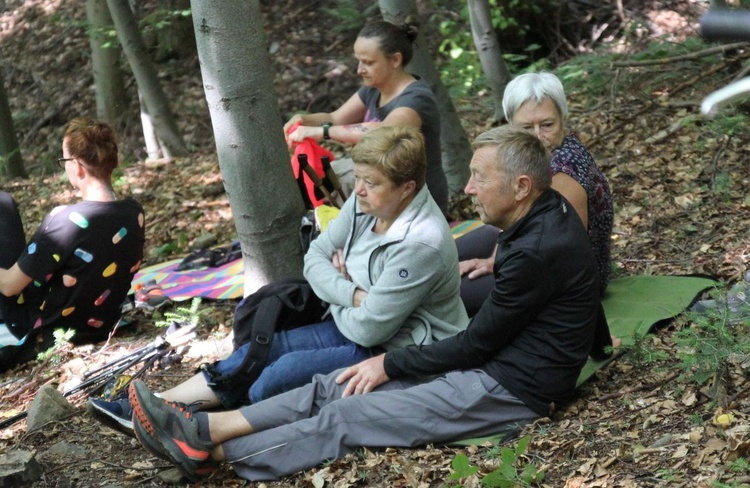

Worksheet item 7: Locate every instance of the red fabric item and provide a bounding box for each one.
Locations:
[287,122,336,208]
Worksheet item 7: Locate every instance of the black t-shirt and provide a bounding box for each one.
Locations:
[16,198,145,343]
[358,79,448,213]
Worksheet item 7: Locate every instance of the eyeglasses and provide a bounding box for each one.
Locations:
[57,158,75,169]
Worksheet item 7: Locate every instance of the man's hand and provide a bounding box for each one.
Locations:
[458,257,494,280]
[336,354,390,397]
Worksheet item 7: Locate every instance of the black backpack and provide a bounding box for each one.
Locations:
[202,277,328,391]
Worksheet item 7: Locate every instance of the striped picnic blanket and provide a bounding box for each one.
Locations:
[131,220,485,301]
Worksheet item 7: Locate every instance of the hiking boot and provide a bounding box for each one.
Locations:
[133,419,219,478]
[129,380,215,483]
[87,394,134,436]
[134,281,171,311]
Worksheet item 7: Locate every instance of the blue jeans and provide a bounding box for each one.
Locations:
[207,320,381,406]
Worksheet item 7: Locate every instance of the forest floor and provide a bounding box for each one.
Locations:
[1,0,749,487]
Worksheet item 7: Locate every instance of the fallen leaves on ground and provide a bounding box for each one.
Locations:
[1,0,750,487]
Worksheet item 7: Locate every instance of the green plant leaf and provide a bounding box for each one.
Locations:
[450,454,479,479]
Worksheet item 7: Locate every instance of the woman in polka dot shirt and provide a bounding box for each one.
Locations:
[0,118,145,372]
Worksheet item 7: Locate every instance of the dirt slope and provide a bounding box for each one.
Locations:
[0,1,748,487]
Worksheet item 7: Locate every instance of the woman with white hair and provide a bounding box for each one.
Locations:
[457,72,614,323]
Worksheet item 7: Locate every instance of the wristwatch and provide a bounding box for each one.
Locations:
[322,122,332,140]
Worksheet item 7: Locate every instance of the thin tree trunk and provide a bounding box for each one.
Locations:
[0,70,25,178]
[106,0,188,157]
[138,90,166,160]
[378,0,472,196]
[468,0,510,122]
[190,0,306,294]
[86,0,127,126]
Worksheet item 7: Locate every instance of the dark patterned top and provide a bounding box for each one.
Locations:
[15,198,145,343]
[358,79,448,213]
[552,133,614,290]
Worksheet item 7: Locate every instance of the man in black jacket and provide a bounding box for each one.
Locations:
[128,126,601,483]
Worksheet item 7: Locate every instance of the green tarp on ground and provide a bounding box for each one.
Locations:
[451,274,718,446]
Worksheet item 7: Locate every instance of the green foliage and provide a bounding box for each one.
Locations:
[322,0,377,34]
[485,0,541,37]
[86,23,120,50]
[152,242,179,256]
[701,114,749,138]
[672,289,750,396]
[450,453,480,481]
[155,297,204,329]
[37,328,76,364]
[151,231,187,257]
[449,436,544,487]
[140,8,192,34]
[618,330,669,368]
[627,36,706,63]
[434,2,549,100]
[727,457,750,475]
[655,468,678,482]
[712,170,733,201]
[558,36,737,110]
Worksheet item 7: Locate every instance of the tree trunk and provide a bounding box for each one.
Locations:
[106,0,188,157]
[190,0,306,294]
[468,0,510,122]
[138,89,168,160]
[0,70,25,178]
[378,0,472,196]
[86,0,127,126]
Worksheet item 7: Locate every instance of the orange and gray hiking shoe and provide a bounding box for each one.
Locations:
[129,380,217,482]
[134,280,171,311]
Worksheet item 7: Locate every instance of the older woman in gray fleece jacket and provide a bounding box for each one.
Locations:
[87,126,468,437]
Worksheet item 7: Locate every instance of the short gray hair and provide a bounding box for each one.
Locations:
[473,125,552,191]
[502,72,568,122]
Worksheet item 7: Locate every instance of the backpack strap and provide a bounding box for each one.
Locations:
[203,294,286,390]
[203,279,318,391]
[235,295,285,382]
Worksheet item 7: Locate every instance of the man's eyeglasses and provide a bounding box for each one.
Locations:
[57,158,74,169]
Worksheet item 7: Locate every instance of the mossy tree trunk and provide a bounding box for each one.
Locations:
[0,70,25,178]
[86,0,127,127]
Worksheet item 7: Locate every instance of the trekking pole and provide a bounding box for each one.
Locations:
[73,324,197,396]
[82,324,197,396]
[67,345,162,397]
[321,155,347,202]
[81,341,160,380]
[0,324,197,430]
[299,154,341,209]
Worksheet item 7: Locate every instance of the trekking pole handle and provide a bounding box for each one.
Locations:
[700,10,750,42]
[301,162,341,209]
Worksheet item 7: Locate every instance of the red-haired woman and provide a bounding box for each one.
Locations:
[0,118,145,372]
